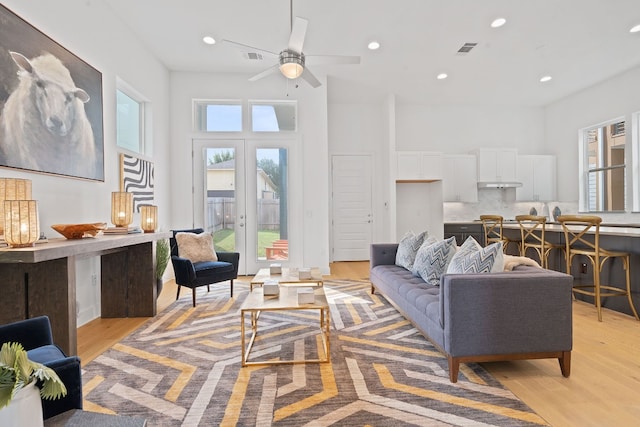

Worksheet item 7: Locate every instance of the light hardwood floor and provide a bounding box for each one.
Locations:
[78,261,640,427]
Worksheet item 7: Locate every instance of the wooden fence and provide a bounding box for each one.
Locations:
[207,198,280,232]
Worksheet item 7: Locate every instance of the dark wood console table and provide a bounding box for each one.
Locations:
[0,232,171,355]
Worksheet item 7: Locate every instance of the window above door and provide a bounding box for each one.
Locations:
[193,99,297,133]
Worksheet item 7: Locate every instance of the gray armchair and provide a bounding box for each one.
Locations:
[170,228,240,306]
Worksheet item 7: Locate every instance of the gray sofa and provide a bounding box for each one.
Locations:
[370,243,573,382]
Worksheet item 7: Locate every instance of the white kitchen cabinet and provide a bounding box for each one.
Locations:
[396,151,442,181]
[516,155,556,201]
[443,155,478,202]
[474,148,518,183]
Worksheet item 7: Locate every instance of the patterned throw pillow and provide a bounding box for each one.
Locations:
[412,237,457,285]
[410,236,437,276]
[446,240,503,274]
[175,232,218,263]
[447,236,504,273]
[395,231,428,270]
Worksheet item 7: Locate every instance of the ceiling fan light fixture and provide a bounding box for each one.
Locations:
[279,50,305,79]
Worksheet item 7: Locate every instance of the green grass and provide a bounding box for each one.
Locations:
[213,228,283,258]
[213,229,235,252]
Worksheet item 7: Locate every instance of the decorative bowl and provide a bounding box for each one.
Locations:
[51,223,108,239]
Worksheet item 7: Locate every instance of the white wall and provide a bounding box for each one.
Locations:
[545,65,640,218]
[3,0,171,325]
[170,72,330,273]
[395,104,546,154]
[328,102,391,243]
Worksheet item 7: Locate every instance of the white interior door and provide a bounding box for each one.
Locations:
[331,154,373,261]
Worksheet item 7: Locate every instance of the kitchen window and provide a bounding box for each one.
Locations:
[579,118,626,212]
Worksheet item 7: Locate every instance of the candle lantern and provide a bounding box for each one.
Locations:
[111,192,133,227]
[4,200,40,248]
[0,178,32,235]
[140,205,157,233]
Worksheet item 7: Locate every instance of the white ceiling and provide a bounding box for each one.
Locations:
[104,0,640,106]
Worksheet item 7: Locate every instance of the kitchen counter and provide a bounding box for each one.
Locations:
[500,223,640,318]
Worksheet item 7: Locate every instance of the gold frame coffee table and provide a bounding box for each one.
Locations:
[250,267,323,291]
[240,286,330,366]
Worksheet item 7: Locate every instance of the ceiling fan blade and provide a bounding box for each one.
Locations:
[222,39,278,57]
[305,55,361,65]
[288,17,308,54]
[249,64,280,82]
[300,67,321,88]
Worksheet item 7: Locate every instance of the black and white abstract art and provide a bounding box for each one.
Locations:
[120,153,154,213]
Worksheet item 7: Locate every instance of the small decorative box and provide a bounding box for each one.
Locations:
[297,287,315,304]
[298,267,312,279]
[270,263,282,275]
[263,280,280,296]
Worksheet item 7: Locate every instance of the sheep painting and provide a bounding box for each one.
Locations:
[0,51,99,179]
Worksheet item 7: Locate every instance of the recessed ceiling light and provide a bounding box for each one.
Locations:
[202,36,216,45]
[367,41,380,50]
[540,75,552,83]
[491,18,506,28]
[437,73,448,80]
[630,24,640,33]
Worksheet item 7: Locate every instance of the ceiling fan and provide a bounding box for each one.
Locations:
[222,1,360,88]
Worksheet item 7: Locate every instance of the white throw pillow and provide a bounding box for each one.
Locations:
[175,232,218,263]
[412,237,457,285]
[395,230,428,270]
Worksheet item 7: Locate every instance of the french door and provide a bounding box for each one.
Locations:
[193,139,297,275]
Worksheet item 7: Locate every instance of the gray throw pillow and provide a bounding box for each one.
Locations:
[395,230,428,270]
[412,236,457,285]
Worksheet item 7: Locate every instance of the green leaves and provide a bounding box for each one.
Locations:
[0,342,67,408]
[156,238,170,279]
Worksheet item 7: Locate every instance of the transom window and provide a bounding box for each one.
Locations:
[193,100,297,133]
[193,100,242,132]
[250,101,297,132]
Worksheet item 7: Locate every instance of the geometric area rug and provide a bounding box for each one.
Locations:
[81,279,548,426]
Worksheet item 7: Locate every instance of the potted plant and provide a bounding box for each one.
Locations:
[0,342,67,427]
[156,238,170,297]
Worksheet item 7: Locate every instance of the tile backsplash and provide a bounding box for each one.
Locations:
[443,188,639,224]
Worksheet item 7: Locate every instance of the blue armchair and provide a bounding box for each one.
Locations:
[0,316,82,419]
[170,228,240,306]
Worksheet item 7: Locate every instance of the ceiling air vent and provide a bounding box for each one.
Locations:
[243,52,263,60]
[457,42,478,54]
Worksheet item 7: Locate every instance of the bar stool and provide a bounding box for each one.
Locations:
[515,215,565,269]
[557,214,639,322]
[480,214,519,254]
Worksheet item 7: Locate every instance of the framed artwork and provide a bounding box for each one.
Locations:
[0,4,104,181]
[120,153,154,213]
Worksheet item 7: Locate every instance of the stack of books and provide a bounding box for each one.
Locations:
[103,226,142,235]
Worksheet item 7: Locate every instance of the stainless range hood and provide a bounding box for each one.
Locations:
[477,181,523,189]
